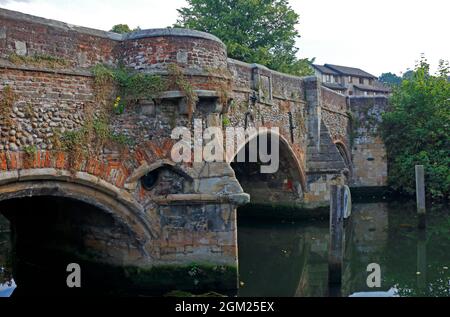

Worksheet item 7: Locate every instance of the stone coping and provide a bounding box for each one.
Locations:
[0,7,122,40]
[228,58,310,82]
[124,28,225,46]
[0,8,224,46]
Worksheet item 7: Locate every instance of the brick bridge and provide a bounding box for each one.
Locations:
[0,9,388,293]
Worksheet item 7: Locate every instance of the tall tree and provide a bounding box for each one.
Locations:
[110,24,141,34]
[175,0,313,76]
[380,57,450,200]
[379,72,402,86]
[110,24,132,34]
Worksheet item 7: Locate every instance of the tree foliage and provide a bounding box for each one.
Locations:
[110,24,141,34]
[380,57,450,200]
[175,0,313,76]
[379,72,402,86]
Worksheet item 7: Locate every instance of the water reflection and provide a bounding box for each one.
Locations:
[0,201,449,296]
[238,201,450,297]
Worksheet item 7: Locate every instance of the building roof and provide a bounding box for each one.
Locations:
[312,64,339,75]
[353,84,391,93]
[325,64,376,79]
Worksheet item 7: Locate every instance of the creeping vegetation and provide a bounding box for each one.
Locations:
[0,86,15,127]
[167,63,198,120]
[8,53,72,69]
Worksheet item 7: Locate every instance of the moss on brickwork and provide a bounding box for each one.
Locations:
[123,263,237,293]
[167,63,198,121]
[54,248,238,294]
[8,53,72,69]
[56,64,156,170]
[205,66,233,109]
[222,114,231,127]
[59,116,132,171]
[23,144,37,167]
[92,64,167,111]
[0,86,15,127]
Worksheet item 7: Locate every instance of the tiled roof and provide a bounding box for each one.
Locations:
[324,64,377,79]
[312,64,339,75]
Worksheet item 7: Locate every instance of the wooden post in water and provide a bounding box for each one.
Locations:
[415,165,426,229]
[329,184,344,292]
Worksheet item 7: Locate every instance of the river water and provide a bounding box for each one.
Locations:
[238,200,450,297]
[0,200,449,297]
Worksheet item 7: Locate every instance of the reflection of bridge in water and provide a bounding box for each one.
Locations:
[238,203,393,297]
[240,202,449,297]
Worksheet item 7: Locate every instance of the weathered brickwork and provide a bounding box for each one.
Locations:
[0,69,94,150]
[0,10,119,68]
[121,32,228,72]
[0,8,388,291]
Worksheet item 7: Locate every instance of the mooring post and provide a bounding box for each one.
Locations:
[415,165,426,229]
[329,184,344,292]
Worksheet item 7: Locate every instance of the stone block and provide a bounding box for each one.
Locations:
[14,40,27,56]
[140,104,156,116]
[176,50,188,64]
[0,27,6,40]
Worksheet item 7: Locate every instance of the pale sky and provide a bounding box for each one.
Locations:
[1,0,449,76]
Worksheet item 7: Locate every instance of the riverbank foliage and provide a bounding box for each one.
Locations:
[380,57,450,200]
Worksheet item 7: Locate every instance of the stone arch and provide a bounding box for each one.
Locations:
[334,140,353,178]
[0,169,154,257]
[124,159,194,191]
[230,129,306,204]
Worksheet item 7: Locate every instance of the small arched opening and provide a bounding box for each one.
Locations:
[0,177,151,296]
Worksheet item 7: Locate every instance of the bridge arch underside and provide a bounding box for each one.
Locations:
[0,179,151,270]
[230,133,305,208]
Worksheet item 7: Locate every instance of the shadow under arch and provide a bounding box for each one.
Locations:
[230,129,306,205]
[0,170,155,252]
[125,159,194,191]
